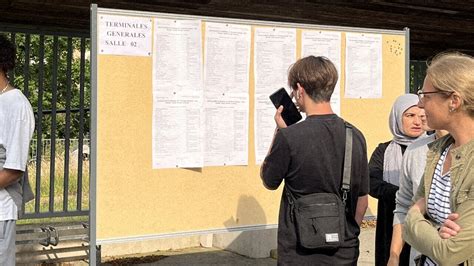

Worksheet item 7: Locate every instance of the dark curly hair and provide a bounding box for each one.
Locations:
[0,34,16,75]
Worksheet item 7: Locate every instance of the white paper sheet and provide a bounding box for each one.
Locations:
[203,94,249,166]
[345,33,383,99]
[152,94,203,169]
[152,19,204,169]
[153,19,203,91]
[204,22,251,166]
[302,30,342,115]
[204,22,251,95]
[254,27,296,164]
[98,14,152,56]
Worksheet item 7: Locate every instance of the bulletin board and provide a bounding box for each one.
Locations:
[90,4,408,255]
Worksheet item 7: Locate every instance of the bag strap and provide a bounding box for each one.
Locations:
[285,185,297,222]
[341,122,353,205]
[285,122,353,208]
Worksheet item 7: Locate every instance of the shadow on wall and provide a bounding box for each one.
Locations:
[213,194,277,258]
[224,194,267,227]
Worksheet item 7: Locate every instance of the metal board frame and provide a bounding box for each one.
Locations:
[89,4,409,263]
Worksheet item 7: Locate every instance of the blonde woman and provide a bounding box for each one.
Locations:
[404,52,474,265]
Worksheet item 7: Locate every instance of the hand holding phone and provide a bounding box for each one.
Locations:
[269,88,302,126]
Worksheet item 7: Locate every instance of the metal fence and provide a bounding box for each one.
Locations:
[1,28,91,219]
[30,139,91,164]
[24,139,90,218]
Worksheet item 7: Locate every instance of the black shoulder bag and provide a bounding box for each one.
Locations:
[285,123,353,250]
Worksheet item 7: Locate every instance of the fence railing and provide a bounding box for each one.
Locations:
[30,139,90,162]
[23,137,90,219]
[1,29,91,220]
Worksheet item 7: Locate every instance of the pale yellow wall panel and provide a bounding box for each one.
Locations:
[339,34,406,215]
[340,34,406,156]
[96,51,281,237]
[97,26,281,241]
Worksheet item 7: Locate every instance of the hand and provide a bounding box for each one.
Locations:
[387,255,399,266]
[439,213,461,239]
[274,105,287,129]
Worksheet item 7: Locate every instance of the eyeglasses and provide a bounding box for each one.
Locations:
[417,89,453,101]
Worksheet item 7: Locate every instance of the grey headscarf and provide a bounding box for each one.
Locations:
[383,94,422,185]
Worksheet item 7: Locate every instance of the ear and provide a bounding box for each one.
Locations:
[296,83,305,95]
[450,92,462,110]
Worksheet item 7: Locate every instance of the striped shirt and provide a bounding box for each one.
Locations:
[424,144,452,266]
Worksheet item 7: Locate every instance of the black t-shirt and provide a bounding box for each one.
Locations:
[261,114,369,265]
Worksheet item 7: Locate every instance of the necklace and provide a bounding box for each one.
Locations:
[1,83,9,94]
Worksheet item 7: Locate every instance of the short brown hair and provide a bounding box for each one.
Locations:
[426,52,474,117]
[287,56,338,102]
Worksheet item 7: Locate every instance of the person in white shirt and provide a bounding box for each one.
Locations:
[0,34,35,265]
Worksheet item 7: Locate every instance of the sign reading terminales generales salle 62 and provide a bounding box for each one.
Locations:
[98,14,152,56]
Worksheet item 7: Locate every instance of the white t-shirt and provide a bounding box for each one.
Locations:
[0,88,35,220]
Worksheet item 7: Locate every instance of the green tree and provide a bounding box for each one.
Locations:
[3,32,91,140]
[409,60,427,94]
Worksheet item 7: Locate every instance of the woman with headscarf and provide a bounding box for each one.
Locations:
[369,94,425,266]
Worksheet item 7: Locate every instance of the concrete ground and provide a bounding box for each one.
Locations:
[103,247,276,265]
[102,227,376,265]
[357,227,376,265]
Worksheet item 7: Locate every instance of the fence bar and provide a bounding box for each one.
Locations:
[34,34,45,214]
[1,24,88,38]
[36,108,91,115]
[63,37,73,211]
[49,35,59,213]
[21,210,88,219]
[419,61,426,89]
[414,61,420,90]
[19,34,31,216]
[77,37,86,210]
[8,33,16,83]
[23,34,31,97]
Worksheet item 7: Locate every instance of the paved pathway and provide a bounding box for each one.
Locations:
[102,228,376,265]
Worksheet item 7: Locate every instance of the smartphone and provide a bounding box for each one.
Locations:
[269,88,302,126]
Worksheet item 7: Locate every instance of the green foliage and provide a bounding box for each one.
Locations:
[3,32,91,139]
[23,158,90,218]
[18,139,90,222]
[409,60,427,93]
